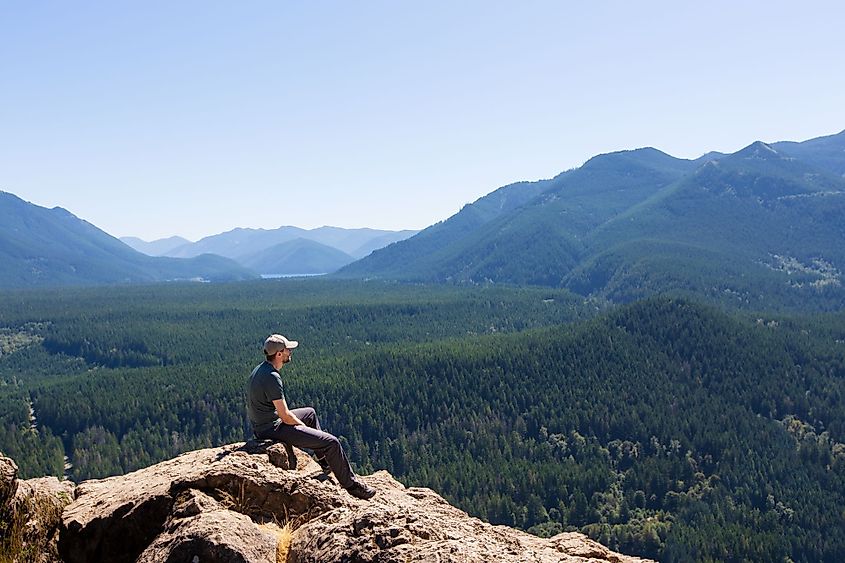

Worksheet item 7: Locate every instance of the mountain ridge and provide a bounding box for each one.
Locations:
[337,130,845,309]
[120,235,191,256]
[338,146,697,285]
[0,191,256,288]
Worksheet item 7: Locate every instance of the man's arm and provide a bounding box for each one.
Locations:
[273,397,305,426]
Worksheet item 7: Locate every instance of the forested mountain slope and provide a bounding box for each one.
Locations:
[334,176,558,280]
[0,192,256,287]
[1,281,844,561]
[564,140,845,306]
[338,148,694,284]
[774,128,845,177]
[338,131,845,310]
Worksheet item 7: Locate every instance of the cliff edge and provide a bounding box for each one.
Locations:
[3,443,652,562]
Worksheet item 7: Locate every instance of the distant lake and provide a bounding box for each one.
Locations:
[260,273,328,279]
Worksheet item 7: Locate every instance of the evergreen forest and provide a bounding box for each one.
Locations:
[1,279,844,561]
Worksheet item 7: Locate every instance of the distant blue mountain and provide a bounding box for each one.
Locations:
[121,235,192,256]
[238,238,355,275]
[0,192,257,288]
[147,224,417,275]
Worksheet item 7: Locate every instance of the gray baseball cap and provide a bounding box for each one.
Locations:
[264,334,299,355]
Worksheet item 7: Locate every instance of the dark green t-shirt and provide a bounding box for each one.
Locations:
[246,361,285,434]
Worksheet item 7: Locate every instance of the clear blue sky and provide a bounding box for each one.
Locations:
[1,1,843,241]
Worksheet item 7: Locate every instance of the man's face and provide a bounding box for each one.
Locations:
[280,348,293,364]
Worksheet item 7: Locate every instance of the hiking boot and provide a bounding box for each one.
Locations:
[346,480,376,500]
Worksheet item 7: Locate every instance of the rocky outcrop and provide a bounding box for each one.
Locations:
[58,441,337,562]
[1,455,75,563]
[57,440,652,563]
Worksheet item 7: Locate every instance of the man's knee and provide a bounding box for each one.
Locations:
[296,407,317,425]
[317,433,341,453]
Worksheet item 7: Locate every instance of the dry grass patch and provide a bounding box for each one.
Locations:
[215,483,299,563]
[259,519,295,563]
[0,489,65,563]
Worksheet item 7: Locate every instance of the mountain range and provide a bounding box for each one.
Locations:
[4,128,844,297]
[122,226,418,276]
[0,192,417,287]
[338,129,845,309]
[0,192,256,288]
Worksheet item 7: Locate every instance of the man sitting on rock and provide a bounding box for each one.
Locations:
[246,333,376,500]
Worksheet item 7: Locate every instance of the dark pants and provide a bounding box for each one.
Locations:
[255,407,355,488]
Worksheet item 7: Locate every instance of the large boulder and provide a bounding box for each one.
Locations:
[136,489,278,563]
[59,441,652,563]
